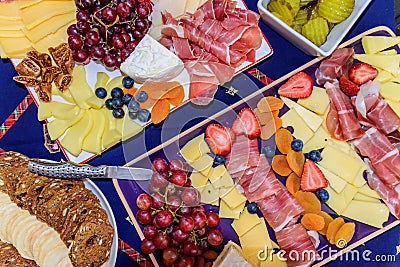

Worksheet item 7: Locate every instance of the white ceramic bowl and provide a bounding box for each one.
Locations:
[257,0,373,56]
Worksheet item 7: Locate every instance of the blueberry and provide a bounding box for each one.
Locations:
[112,97,124,109]
[286,126,294,134]
[247,202,259,214]
[105,98,113,110]
[136,91,148,103]
[213,155,226,165]
[291,139,303,151]
[122,76,134,88]
[262,145,276,158]
[111,87,124,99]
[128,111,138,120]
[308,150,322,162]
[128,100,140,113]
[122,93,133,105]
[95,87,107,99]
[112,108,125,118]
[315,189,329,202]
[138,109,150,122]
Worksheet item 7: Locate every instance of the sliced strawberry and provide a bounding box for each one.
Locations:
[300,160,328,192]
[339,75,359,96]
[205,124,233,155]
[278,72,313,98]
[232,108,261,139]
[349,63,378,85]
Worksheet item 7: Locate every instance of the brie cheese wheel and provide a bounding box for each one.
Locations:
[120,34,184,83]
[212,241,253,267]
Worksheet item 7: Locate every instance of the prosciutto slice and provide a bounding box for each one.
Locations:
[315,48,354,85]
[275,224,319,267]
[256,187,304,232]
[353,81,400,134]
[325,81,364,141]
[225,135,259,179]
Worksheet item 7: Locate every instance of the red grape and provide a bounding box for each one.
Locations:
[120,48,131,61]
[207,229,223,246]
[151,193,165,209]
[76,10,90,21]
[182,241,199,256]
[166,195,181,211]
[68,34,83,50]
[181,187,201,206]
[111,34,126,49]
[176,206,192,217]
[184,178,192,187]
[206,212,220,228]
[120,32,131,44]
[90,45,106,59]
[169,171,187,187]
[152,158,169,173]
[127,40,139,51]
[132,29,145,40]
[143,224,157,240]
[169,238,179,248]
[135,18,149,32]
[154,232,170,249]
[150,172,169,189]
[179,216,194,233]
[141,238,156,254]
[76,20,90,34]
[192,206,206,214]
[162,247,178,266]
[175,256,194,267]
[102,6,117,22]
[136,193,153,210]
[73,49,89,63]
[198,239,209,250]
[117,2,131,18]
[67,24,79,35]
[168,159,184,172]
[103,53,117,68]
[136,3,150,18]
[85,30,100,46]
[171,226,188,243]
[136,209,153,225]
[192,211,207,230]
[154,210,173,228]
[196,226,206,237]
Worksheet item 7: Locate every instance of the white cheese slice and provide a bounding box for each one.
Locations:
[120,34,184,83]
[212,241,252,267]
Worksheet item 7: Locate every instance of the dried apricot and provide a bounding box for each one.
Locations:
[161,83,185,106]
[334,222,355,248]
[257,96,284,112]
[286,150,305,177]
[317,211,333,235]
[272,155,292,176]
[151,99,171,124]
[254,108,275,125]
[137,81,182,109]
[286,172,301,195]
[260,120,277,140]
[276,128,293,154]
[123,86,137,95]
[301,213,325,231]
[326,217,345,245]
[294,191,321,214]
[273,116,283,130]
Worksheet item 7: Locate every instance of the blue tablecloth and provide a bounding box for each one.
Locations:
[0,0,399,266]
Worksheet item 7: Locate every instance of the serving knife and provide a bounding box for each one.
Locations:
[28,159,153,181]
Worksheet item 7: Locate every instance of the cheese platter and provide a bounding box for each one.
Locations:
[5,0,273,164]
[113,26,400,267]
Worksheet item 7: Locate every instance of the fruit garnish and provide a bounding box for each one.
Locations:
[213,155,226,166]
[247,202,259,214]
[307,149,322,162]
[261,145,276,158]
[276,128,293,154]
[122,93,133,105]
[326,217,345,245]
[286,150,305,177]
[95,87,107,99]
[334,222,356,248]
[111,87,124,99]
[291,139,303,151]
[348,63,378,85]
[138,109,151,122]
[301,213,325,231]
[278,72,313,98]
[257,96,284,112]
[339,74,359,96]
[151,99,170,124]
[286,172,301,195]
[137,91,149,103]
[271,154,292,176]
[205,124,233,155]
[300,160,328,192]
[315,188,329,202]
[317,211,333,235]
[122,76,135,88]
[232,108,261,139]
[294,191,322,214]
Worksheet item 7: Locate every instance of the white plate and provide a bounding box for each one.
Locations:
[84,179,118,267]
[257,0,373,56]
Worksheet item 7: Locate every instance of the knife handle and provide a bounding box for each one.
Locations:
[28,159,107,179]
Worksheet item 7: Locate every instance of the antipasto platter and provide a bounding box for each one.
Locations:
[8,0,273,164]
[114,26,400,267]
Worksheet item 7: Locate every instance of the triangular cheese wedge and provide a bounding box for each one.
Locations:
[361,36,400,54]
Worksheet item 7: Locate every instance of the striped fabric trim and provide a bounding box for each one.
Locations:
[118,238,154,267]
[247,67,274,85]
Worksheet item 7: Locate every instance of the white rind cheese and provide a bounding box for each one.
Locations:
[120,34,184,83]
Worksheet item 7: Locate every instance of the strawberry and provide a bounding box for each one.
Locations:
[278,72,313,98]
[300,160,328,192]
[339,75,359,96]
[205,124,233,155]
[349,63,378,85]
[232,108,261,139]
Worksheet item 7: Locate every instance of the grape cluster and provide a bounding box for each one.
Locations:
[136,158,224,267]
[68,0,153,68]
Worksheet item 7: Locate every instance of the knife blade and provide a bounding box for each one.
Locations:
[28,159,153,181]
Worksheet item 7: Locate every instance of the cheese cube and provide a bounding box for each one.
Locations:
[208,164,226,183]
[189,154,213,176]
[231,209,261,237]
[212,170,234,189]
[281,109,314,143]
[342,200,389,228]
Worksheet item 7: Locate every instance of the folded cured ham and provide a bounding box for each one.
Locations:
[315,48,354,85]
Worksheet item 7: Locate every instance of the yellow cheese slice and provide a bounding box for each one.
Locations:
[180,133,206,162]
[188,154,213,176]
[219,198,245,219]
[231,209,261,237]
[281,108,314,143]
[374,68,394,83]
[385,100,400,119]
[38,101,78,121]
[353,193,381,203]
[342,200,389,228]
[220,187,247,209]
[68,66,94,109]
[358,184,381,199]
[95,72,111,89]
[60,109,94,156]
[0,2,21,20]
[32,23,70,53]
[200,182,219,205]
[86,95,105,109]
[317,164,347,194]
[0,30,25,38]
[21,1,76,30]
[325,184,358,215]
[23,12,75,42]
[0,18,24,30]
[351,166,367,188]
[208,164,226,184]
[17,0,43,9]
[380,81,400,101]
[189,171,208,189]
[354,54,400,75]
[121,113,143,141]
[297,86,330,115]
[148,24,163,40]
[378,49,398,55]
[212,169,234,189]
[82,109,106,154]
[0,36,31,56]
[303,126,331,152]
[106,76,124,95]
[281,97,323,131]
[47,109,84,140]
[100,108,121,149]
[361,36,400,54]
[152,0,187,27]
[38,102,55,121]
[185,0,201,13]
[319,145,363,184]
[239,219,272,257]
